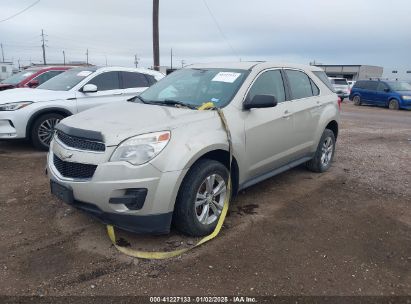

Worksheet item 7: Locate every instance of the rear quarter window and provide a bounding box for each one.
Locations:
[313,71,334,92]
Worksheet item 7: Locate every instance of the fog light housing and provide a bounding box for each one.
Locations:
[109,188,147,210]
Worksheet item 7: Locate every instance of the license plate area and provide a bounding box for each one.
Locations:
[50,180,74,204]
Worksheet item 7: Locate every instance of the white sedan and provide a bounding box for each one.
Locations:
[0,66,164,150]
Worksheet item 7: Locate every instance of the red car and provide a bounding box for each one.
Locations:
[0,66,73,91]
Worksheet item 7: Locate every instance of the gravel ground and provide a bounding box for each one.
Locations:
[0,103,410,296]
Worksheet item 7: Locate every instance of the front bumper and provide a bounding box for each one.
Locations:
[0,110,27,139]
[47,140,187,234]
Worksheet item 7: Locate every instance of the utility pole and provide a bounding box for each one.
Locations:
[181,59,185,68]
[62,50,66,65]
[170,48,173,70]
[105,55,108,66]
[86,49,89,65]
[41,29,47,65]
[1,43,4,62]
[134,54,139,68]
[152,0,160,71]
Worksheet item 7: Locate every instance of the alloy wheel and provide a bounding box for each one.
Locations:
[194,173,227,225]
[38,117,60,147]
[320,136,334,167]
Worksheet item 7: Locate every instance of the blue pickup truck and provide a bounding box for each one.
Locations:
[349,79,411,110]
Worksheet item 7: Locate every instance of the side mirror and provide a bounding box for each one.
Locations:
[82,84,98,93]
[384,88,390,92]
[27,79,39,88]
[243,95,278,110]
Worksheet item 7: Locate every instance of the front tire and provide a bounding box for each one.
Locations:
[388,99,399,110]
[306,129,336,173]
[30,113,64,151]
[353,95,361,106]
[173,159,229,237]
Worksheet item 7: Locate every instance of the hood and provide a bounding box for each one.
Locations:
[0,83,15,91]
[59,101,218,146]
[399,90,411,96]
[0,88,74,105]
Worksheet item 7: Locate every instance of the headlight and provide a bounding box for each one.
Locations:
[402,96,411,100]
[110,131,171,165]
[0,101,33,111]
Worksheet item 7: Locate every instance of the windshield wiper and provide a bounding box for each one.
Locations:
[157,99,197,109]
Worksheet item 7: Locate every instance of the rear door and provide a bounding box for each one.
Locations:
[365,81,379,105]
[244,69,294,180]
[284,69,321,158]
[120,71,152,98]
[76,71,123,112]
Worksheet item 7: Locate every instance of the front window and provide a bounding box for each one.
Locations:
[0,70,36,85]
[387,81,411,91]
[37,68,95,91]
[138,68,249,108]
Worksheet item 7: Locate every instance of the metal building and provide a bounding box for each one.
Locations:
[314,64,383,81]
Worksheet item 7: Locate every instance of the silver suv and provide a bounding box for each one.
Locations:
[48,62,340,236]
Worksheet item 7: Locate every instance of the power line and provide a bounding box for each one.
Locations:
[0,0,41,23]
[202,0,239,59]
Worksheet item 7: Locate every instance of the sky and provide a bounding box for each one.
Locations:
[0,0,410,78]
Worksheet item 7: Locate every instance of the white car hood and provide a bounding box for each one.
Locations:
[59,101,217,146]
[0,88,74,104]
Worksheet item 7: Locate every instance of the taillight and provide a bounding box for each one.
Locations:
[337,97,342,110]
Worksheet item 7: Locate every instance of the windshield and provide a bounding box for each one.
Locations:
[331,79,348,85]
[138,68,249,108]
[37,69,94,91]
[387,81,411,91]
[0,70,36,85]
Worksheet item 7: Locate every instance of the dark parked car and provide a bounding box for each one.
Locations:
[0,66,72,91]
[349,79,411,110]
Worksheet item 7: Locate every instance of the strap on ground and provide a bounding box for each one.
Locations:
[107,102,232,260]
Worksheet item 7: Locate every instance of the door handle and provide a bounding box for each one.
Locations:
[113,92,123,96]
[282,110,292,118]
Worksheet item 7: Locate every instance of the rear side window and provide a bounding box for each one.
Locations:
[248,70,286,103]
[361,81,378,91]
[354,81,364,89]
[87,71,121,91]
[310,79,320,96]
[122,72,149,89]
[313,71,334,91]
[285,70,313,99]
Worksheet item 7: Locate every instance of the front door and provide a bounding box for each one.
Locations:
[244,69,294,180]
[75,71,124,113]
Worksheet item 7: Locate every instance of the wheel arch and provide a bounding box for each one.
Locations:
[325,120,339,140]
[181,149,240,197]
[26,107,73,139]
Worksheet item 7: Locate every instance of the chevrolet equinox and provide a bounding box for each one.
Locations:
[48,62,340,237]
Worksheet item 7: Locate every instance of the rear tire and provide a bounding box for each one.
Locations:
[173,159,229,237]
[306,129,336,173]
[353,95,361,106]
[30,113,64,151]
[388,99,399,110]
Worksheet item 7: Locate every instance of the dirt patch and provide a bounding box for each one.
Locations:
[0,103,410,296]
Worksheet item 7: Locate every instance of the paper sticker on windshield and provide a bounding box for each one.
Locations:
[212,72,241,83]
[77,71,92,77]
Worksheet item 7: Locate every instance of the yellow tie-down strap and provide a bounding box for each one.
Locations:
[107,102,232,260]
